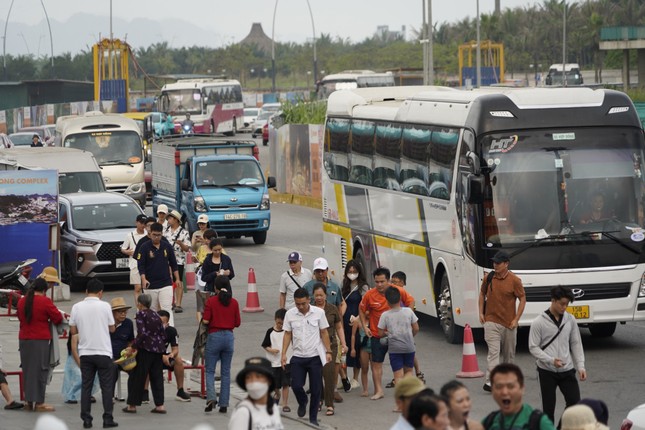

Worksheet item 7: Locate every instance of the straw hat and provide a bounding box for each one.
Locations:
[114,349,137,371]
[110,297,131,311]
[561,405,609,430]
[168,210,182,222]
[38,266,61,283]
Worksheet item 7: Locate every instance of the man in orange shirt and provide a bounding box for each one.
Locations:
[359,267,414,400]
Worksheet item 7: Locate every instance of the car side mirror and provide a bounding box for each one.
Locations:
[181,178,190,191]
[267,176,276,189]
[467,174,485,204]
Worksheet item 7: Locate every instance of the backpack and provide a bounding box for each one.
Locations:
[482,409,545,430]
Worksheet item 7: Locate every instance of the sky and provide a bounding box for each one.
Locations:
[0,0,543,55]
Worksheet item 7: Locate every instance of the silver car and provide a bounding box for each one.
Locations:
[241,107,259,132]
[623,404,645,430]
[59,192,144,291]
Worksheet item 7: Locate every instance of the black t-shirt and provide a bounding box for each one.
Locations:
[164,325,179,353]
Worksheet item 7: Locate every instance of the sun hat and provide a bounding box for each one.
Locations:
[38,266,61,283]
[110,297,131,311]
[157,204,168,214]
[287,251,302,262]
[167,210,182,221]
[313,257,329,271]
[114,349,137,372]
[235,357,275,393]
[561,404,609,430]
[394,375,426,399]
[197,214,209,224]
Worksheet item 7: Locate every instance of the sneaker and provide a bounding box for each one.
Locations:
[342,377,351,392]
[176,389,191,402]
[483,383,492,392]
[350,379,361,389]
[142,390,150,404]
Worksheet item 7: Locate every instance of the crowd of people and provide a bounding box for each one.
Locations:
[0,217,612,430]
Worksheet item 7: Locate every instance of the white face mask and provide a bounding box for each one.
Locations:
[246,381,269,400]
[347,273,358,281]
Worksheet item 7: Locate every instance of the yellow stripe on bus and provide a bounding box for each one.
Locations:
[334,183,348,224]
[374,236,427,258]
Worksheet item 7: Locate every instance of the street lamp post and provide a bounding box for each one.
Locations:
[476,0,481,87]
[562,0,567,87]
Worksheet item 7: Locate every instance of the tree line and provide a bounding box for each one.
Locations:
[2,0,644,89]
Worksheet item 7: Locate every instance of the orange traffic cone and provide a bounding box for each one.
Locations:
[456,324,484,378]
[184,250,195,291]
[242,268,264,313]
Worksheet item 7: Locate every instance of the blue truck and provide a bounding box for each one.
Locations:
[151,135,276,244]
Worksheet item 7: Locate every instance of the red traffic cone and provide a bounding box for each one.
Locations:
[184,250,195,291]
[242,268,264,313]
[456,324,484,378]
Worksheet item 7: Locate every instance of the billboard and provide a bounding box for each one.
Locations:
[0,169,58,277]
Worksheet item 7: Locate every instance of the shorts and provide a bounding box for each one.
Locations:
[196,291,211,312]
[389,352,415,372]
[272,364,291,389]
[370,337,388,363]
[162,355,177,371]
[130,267,141,285]
[360,332,371,354]
[0,371,7,385]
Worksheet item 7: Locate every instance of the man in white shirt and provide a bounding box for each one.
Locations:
[281,288,332,427]
[69,279,117,429]
[279,251,312,310]
[121,214,149,304]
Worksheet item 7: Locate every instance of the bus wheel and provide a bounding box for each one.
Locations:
[588,322,616,338]
[252,231,267,245]
[224,119,237,137]
[438,273,463,344]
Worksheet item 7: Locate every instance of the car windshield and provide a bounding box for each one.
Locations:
[195,159,263,187]
[71,202,142,230]
[63,131,142,164]
[244,109,259,117]
[9,134,34,146]
[59,173,106,194]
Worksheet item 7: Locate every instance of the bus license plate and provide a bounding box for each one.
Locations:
[224,213,247,220]
[566,305,589,319]
[116,258,129,269]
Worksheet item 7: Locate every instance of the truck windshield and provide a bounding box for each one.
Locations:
[195,160,263,187]
[480,127,645,249]
[63,131,142,165]
[161,90,202,115]
[71,202,142,231]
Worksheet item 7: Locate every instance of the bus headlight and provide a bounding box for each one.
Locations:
[260,193,270,210]
[194,197,207,212]
[125,182,145,195]
[639,272,645,297]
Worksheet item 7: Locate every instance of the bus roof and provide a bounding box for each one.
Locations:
[321,70,393,82]
[327,86,638,130]
[161,79,241,91]
[57,111,141,136]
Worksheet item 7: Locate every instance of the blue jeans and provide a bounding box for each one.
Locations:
[205,331,234,406]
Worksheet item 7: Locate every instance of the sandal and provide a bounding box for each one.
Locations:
[326,407,335,416]
[416,372,426,382]
[385,379,396,388]
[282,406,291,413]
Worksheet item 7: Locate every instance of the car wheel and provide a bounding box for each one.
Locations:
[437,272,463,344]
[252,231,267,245]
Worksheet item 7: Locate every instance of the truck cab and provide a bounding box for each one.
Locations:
[545,63,583,86]
[151,136,275,244]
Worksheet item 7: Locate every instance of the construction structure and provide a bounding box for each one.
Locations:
[600,26,645,89]
[93,38,130,112]
[458,40,505,87]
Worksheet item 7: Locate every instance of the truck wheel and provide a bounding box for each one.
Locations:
[588,322,616,337]
[437,272,463,344]
[252,231,267,245]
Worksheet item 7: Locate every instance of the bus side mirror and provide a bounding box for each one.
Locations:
[181,178,190,191]
[467,175,485,204]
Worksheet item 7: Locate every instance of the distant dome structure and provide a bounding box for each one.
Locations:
[239,23,273,54]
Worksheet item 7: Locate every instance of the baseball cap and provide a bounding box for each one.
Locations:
[157,204,168,214]
[197,214,209,224]
[491,251,510,263]
[394,375,426,399]
[136,214,148,223]
[313,257,328,271]
[287,251,302,262]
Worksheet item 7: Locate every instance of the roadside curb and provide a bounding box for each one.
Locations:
[269,191,322,210]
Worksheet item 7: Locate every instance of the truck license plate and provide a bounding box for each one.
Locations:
[566,305,589,319]
[224,213,247,220]
[116,258,129,269]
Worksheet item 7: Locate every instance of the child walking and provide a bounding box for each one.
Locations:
[261,308,293,413]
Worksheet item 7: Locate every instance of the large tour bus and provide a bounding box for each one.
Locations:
[56,111,146,206]
[159,78,244,135]
[322,85,645,343]
[316,70,395,100]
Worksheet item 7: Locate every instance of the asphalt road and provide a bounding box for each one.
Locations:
[1,136,644,430]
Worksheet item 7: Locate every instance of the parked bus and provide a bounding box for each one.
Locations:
[56,111,146,206]
[159,78,244,135]
[316,70,395,99]
[322,85,645,343]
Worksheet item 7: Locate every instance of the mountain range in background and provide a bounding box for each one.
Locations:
[1,13,234,57]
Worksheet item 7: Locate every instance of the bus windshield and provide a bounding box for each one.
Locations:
[63,131,143,165]
[481,127,645,248]
[161,89,202,115]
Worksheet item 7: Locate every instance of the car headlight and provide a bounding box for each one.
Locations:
[639,271,645,297]
[77,238,100,247]
[260,193,270,210]
[125,182,145,195]
[195,196,207,212]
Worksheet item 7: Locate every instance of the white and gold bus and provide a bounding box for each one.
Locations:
[322,85,645,343]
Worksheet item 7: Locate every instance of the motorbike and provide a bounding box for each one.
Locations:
[181,122,194,135]
[0,258,36,308]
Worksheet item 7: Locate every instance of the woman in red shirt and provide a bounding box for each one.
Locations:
[17,277,63,412]
[203,275,241,414]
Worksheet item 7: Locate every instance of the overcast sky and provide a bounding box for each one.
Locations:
[2,0,542,54]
